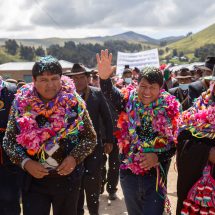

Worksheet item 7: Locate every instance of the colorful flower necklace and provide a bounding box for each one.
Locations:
[180,89,215,139]
[14,76,86,161]
[115,88,181,175]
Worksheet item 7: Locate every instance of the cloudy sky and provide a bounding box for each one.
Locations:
[1,0,215,39]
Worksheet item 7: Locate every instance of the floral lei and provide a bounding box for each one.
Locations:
[115,86,180,175]
[180,89,215,139]
[14,76,86,160]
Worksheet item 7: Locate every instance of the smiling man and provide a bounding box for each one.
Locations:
[3,56,97,215]
[97,49,181,215]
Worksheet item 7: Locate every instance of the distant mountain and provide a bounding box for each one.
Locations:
[93,31,159,44]
[0,31,183,48]
[160,36,185,44]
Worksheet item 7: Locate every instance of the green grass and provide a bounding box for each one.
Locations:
[167,23,215,53]
[0,47,23,64]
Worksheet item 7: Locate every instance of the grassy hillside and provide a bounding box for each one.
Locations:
[0,47,22,64]
[167,23,215,53]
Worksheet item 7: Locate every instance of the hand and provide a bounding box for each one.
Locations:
[24,160,49,179]
[139,153,159,171]
[57,156,76,176]
[209,147,215,164]
[96,49,113,80]
[104,143,113,154]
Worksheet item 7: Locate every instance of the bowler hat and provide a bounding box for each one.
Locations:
[175,68,192,79]
[64,63,88,76]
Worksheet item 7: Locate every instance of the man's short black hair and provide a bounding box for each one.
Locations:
[32,55,62,79]
[138,67,163,87]
[133,67,140,74]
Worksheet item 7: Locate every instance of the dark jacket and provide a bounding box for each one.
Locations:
[169,87,192,111]
[163,78,179,91]
[176,130,215,215]
[188,80,207,104]
[0,81,17,165]
[0,81,21,201]
[83,86,113,173]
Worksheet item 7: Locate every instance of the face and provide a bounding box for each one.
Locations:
[177,77,192,84]
[202,69,212,77]
[137,78,161,105]
[92,75,100,87]
[132,70,139,80]
[71,74,88,93]
[123,72,132,79]
[33,72,61,101]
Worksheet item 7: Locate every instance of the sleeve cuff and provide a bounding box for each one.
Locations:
[21,158,31,170]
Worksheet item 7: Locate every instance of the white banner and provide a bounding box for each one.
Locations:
[116,49,160,75]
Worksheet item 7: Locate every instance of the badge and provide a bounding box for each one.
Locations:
[0,100,4,110]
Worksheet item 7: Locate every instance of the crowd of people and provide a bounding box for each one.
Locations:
[0,50,214,215]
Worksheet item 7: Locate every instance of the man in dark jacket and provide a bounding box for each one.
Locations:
[169,68,193,110]
[67,63,113,215]
[189,56,215,103]
[0,78,20,215]
[176,76,215,214]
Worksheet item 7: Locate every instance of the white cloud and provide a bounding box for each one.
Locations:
[0,0,214,38]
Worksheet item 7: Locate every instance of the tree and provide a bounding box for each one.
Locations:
[5,39,19,55]
[64,41,76,50]
[160,40,167,47]
[172,49,178,57]
[186,32,193,37]
[35,46,45,57]
[194,44,215,61]
[20,45,35,61]
[46,44,62,59]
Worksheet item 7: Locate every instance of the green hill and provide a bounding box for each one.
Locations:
[0,47,22,64]
[167,23,215,53]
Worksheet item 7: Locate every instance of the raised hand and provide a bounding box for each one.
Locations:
[96,49,113,80]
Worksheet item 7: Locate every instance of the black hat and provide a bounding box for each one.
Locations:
[65,63,88,76]
[204,65,215,81]
[175,68,192,79]
[122,68,132,75]
[197,56,215,72]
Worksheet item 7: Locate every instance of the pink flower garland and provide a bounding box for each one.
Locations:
[115,88,181,175]
[180,90,215,138]
[15,76,85,155]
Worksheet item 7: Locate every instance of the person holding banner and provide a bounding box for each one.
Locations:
[96,49,181,215]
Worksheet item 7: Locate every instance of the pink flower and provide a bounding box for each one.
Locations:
[207,107,215,125]
[17,116,37,131]
[51,117,65,132]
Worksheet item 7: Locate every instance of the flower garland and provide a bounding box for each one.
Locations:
[14,76,86,161]
[115,87,180,175]
[180,89,215,139]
